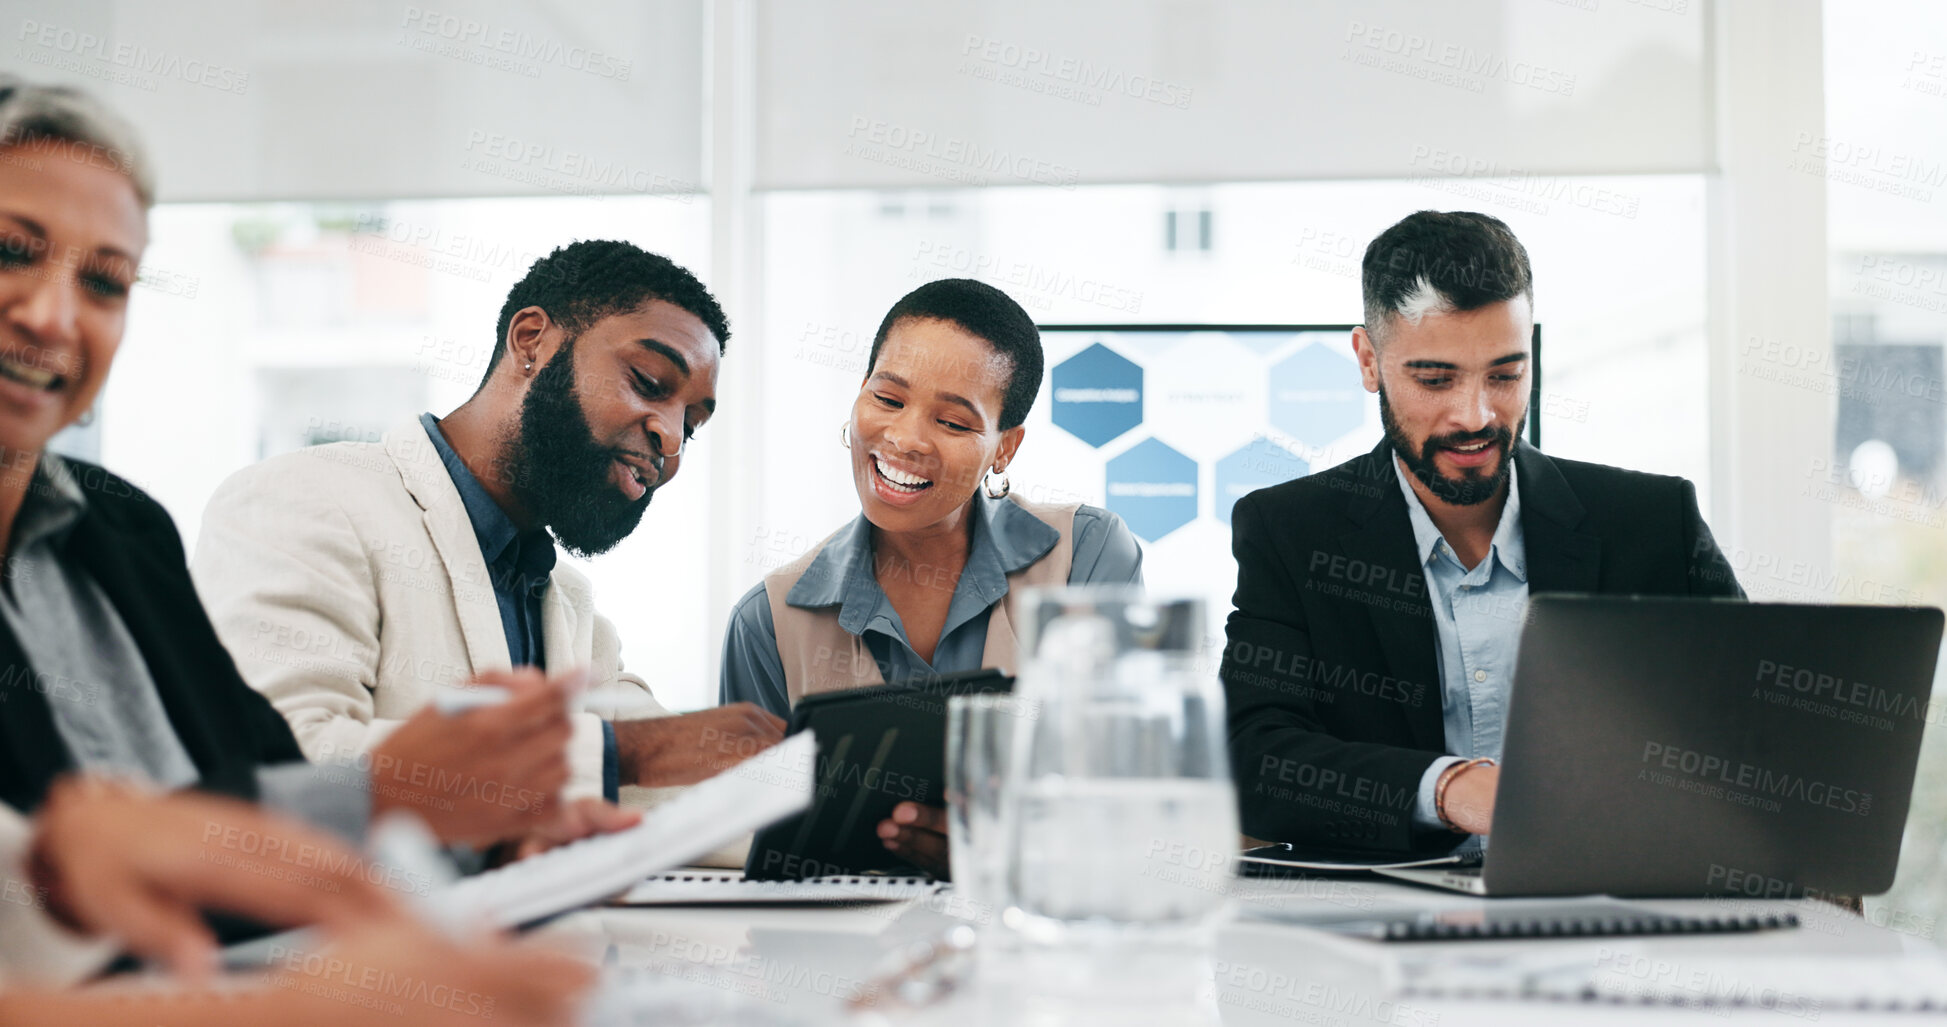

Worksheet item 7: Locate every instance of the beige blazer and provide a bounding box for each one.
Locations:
[190,417,676,806]
[0,806,117,990]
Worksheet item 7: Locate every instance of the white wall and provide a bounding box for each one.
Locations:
[6,0,704,201]
[756,0,1712,188]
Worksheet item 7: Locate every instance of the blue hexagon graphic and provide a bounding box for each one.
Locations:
[1105,438,1198,542]
[1268,344,1366,448]
[1215,439,1310,526]
[1051,342,1143,448]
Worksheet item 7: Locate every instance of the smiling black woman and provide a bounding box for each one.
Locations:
[721,278,1145,873]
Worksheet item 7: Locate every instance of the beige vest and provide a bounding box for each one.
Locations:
[765,496,1080,706]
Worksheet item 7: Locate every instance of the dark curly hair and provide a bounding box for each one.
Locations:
[866,278,1043,431]
[482,240,730,387]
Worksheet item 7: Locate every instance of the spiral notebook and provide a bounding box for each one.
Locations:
[616,870,939,906]
[1241,899,1798,942]
[1395,949,1947,1011]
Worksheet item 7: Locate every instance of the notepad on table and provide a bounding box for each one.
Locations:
[616,870,939,906]
[1241,899,1798,942]
[1397,949,1947,1011]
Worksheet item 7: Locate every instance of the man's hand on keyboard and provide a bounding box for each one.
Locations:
[613,702,787,787]
[370,668,576,847]
[877,802,949,877]
[492,797,642,864]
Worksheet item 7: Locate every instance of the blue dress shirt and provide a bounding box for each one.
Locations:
[1392,458,1529,840]
[720,498,1144,719]
[420,413,620,801]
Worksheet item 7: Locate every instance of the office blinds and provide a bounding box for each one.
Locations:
[9,0,1713,200]
[755,0,1713,190]
[10,0,705,202]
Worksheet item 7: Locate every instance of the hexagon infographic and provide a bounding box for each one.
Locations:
[1105,438,1198,542]
[1214,439,1311,526]
[1051,342,1143,448]
[1268,344,1365,449]
[1141,332,1268,462]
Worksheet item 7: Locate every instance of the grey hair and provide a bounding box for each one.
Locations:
[1390,274,1456,328]
[0,75,154,207]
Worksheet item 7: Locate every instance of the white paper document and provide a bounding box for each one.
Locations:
[433,732,817,929]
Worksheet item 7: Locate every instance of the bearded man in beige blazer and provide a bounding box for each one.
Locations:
[191,241,784,825]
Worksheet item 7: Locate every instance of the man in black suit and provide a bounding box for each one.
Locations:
[1222,210,1742,855]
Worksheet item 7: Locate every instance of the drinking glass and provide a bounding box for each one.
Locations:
[1003,587,1237,945]
[946,693,1022,930]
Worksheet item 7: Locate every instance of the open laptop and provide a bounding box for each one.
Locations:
[1380,596,1942,897]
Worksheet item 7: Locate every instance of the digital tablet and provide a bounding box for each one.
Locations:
[744,670,1013,881]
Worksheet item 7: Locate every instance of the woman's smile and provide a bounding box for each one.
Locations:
[868,452,935,506]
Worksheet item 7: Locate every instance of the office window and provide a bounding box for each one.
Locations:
[99,195,720,709]
[1826,0,1947,936]
[1164,207,1214,253]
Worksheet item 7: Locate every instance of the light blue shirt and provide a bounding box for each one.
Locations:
[721,499,1144,719]
[1393,459,1529,838]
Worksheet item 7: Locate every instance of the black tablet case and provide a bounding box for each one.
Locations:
[744,670,1013,881]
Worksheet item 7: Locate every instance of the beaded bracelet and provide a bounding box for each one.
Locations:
[1434,756,1498,834]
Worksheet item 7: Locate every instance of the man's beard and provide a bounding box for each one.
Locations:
[508,336,653,557]
[1379,384,1522,507]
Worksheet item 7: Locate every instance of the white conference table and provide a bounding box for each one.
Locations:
[538,874,1947,1025]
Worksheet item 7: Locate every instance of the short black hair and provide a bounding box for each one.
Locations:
[865,278,1043,431]
[483,240,730,387]
[1361,211,1532,342]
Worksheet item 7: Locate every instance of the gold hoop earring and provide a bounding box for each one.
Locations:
[983,469,1011,499]
[838,422,851,449]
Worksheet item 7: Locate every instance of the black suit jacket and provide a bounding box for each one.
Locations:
[1221,440,1744,854]
[0,459,306,813]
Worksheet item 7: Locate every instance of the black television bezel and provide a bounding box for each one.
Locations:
[1035,323,1544,448]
